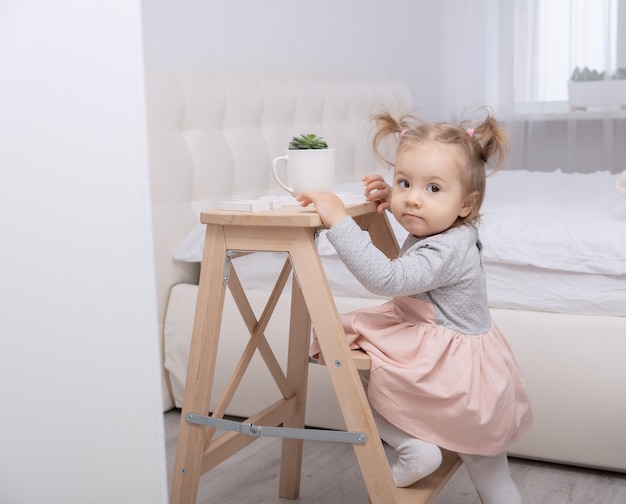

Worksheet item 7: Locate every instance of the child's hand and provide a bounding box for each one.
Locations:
[297,191,348,227]
[362,174,391,213]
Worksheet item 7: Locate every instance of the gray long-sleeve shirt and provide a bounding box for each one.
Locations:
[326,217,492,335]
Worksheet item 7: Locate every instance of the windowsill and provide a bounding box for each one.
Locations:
[507,101,626,121]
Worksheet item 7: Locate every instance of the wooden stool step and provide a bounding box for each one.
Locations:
[392,449,461,504]
[314,349,462,503]
[313,348,372,370]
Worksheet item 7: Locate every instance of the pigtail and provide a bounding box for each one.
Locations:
[456,107,510,224]
[465,108,510,176]
[371,112,423,168]
[371,112,402,167]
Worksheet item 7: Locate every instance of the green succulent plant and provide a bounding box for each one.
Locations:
[571,66,626,81]
[288,133,329,150]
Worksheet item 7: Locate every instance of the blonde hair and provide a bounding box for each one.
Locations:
[371,107,509,225]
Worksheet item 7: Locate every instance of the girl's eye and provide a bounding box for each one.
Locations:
[426,184,440,193]
[398,180,410,189]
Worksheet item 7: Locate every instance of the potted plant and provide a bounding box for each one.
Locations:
[288,133,329,150]
[568,66,626,110]
[273,133,335,195]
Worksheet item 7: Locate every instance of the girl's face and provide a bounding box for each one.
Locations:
[390,142,476,238]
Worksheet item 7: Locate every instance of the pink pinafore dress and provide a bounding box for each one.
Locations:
[338,294,533,456]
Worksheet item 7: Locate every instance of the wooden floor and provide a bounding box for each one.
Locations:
[164,409,626,503]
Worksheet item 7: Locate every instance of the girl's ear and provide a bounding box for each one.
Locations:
[459,191,479,218]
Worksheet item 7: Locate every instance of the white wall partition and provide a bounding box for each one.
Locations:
[0,1,167,503]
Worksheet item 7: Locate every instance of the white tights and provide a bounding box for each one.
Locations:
[370,407,522,502]
[459,452,522,504]
[360,372,522,502]
[370,406,443,487]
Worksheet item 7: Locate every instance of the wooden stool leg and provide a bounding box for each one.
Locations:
[287,231,401,504]
[170,224,228,504]
[278,275,312,499]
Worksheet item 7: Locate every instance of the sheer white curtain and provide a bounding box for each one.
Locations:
[513,0,618,109]
[440,0,506,122]
[442,0,625,174]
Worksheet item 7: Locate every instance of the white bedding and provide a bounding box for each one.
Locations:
[480,169,626,316]
[479,170,626,275]
[175,170,626,316]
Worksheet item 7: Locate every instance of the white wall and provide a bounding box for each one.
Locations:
[0,2,167,503]
[141,0,451,120]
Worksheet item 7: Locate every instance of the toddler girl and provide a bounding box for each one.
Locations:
[297,110,533,504]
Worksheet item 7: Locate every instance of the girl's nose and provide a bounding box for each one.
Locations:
[405,190,422,208]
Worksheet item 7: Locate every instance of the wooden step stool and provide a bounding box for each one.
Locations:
[169,202,461,504]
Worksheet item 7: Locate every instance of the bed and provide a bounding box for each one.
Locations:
[146,68,626,473]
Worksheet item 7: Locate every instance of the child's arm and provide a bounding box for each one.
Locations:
[299,191,463,297]
[325,217,457,297]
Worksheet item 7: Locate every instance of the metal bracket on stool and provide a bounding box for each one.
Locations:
[186,413,367,444]
[222,250,239,284]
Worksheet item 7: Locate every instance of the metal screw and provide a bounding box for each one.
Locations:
[181,468,187,475]
[334,360,342,367]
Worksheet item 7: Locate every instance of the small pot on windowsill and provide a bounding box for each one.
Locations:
[568,80,626,111]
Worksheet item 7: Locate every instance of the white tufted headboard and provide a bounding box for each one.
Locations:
[144,68,412,407]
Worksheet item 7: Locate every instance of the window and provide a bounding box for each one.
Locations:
[513,0,619,104]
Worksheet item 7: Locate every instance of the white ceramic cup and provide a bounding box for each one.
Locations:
[272,148,335,196]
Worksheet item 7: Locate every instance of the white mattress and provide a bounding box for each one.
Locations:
[175,171,626,317]
[485,263,626,316]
